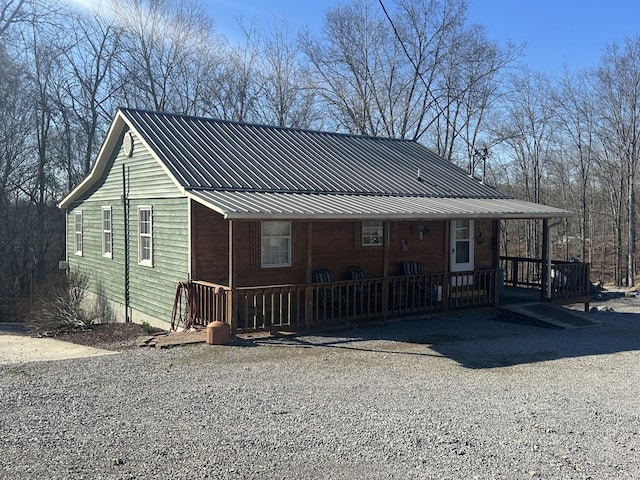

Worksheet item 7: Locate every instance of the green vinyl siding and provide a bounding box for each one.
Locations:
[128,197,189,322]
[66,129,189,326]
[67,202,125,302]
[84,130,183,202]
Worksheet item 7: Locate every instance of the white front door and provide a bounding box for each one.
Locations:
[451,220,474,284]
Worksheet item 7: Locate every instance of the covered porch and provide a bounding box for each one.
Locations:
[174,259,590,334]
[172,197,590,333]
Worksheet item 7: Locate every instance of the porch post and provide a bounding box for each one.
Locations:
[381,220,390,320]
[541,219,550,302]
[493,219,500,306]
[443,220,451,310]
[227,219,237,334]
[304,222,313,328]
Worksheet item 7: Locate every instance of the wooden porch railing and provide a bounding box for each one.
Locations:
[500,256,543,288]
[500,256,591,304]
[549,260,591,302]
[181,269,499,333]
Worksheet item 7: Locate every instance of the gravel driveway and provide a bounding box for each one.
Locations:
[1,307,639,479]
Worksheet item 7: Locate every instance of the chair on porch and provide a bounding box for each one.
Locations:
[312,268,344,316]
[401,261,423,277]
[347,266,371,312]
[400,261,441,307]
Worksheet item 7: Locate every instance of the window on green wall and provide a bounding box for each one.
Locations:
[138,206,153,266]
[74,211,83,256]
[102,206,112,258]
[261,221,291,268]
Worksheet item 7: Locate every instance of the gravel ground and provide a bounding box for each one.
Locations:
[1,304,639,479]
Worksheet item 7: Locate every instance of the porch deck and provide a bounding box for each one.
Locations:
[172,259,591,334]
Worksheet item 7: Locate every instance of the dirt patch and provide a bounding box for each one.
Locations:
[10,323,161,351]
[33,323,161,351]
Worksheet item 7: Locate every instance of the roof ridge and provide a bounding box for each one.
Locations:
[117,106,417,144]
[183,186,510,199]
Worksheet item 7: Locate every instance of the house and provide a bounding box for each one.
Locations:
[58,108,585,333]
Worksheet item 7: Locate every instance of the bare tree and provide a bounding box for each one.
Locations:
[0,46,33,296]
[555,68,598,263]
[300,0,407,135]
[59,5,121,183]
[434,24,521,165]
[114,0,217,113]
[0,0,26,36]
[256,18,317,128]
[596,37,640,287]
[204,21,264,122]
[498,70,557,258]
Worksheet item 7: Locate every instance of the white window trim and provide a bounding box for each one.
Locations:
[362,220,383,246]
[74,211,83,256]
[138,206,153,267]
[102,206,112,259]
[261,221,292,268]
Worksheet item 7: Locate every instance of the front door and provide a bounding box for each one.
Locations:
[451,219,474,285]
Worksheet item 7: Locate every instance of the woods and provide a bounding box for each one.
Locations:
[0,0,639,299]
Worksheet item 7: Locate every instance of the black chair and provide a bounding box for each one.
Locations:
[401,261,423,276]
[346,266,370,312]
[347,265,368,281]
[401,261,442,306]
[312,269,344,316]
[312,268,335,284]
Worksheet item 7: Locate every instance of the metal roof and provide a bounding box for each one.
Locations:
[120,108,508,199]
[188,190,572,220]
[59,108,573,219]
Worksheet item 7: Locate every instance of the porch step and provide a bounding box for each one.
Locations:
[498,302,602,329]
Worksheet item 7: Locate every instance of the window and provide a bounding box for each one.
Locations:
[102,207,112,258]
[138,206,153,266]
[261,221,291,268]
[454,220,471,264]
[362,220,383,246]
[74,211,83,256]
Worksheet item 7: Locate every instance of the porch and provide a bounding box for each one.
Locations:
[500,256,592,310]
[172,259,591,334]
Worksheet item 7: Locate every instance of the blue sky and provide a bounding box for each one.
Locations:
[208,0,640,73]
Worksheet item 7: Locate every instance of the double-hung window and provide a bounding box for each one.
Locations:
[362,220,383,246]
[261,221,291,268]
[74,211,83,256]
[102,206,112,258]
[138,206,153,266]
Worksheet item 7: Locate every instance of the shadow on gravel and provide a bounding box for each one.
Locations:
[257,310,640,369]
[0,323,28,335]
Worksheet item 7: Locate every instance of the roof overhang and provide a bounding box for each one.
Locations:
[187,190,573,220]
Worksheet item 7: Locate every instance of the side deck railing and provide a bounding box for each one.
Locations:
[179,269,499,333]
[549,260,591,302]
[500,256,591,304]
[501,256,543,288]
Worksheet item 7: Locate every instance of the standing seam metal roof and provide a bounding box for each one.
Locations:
[120,108,508,199]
